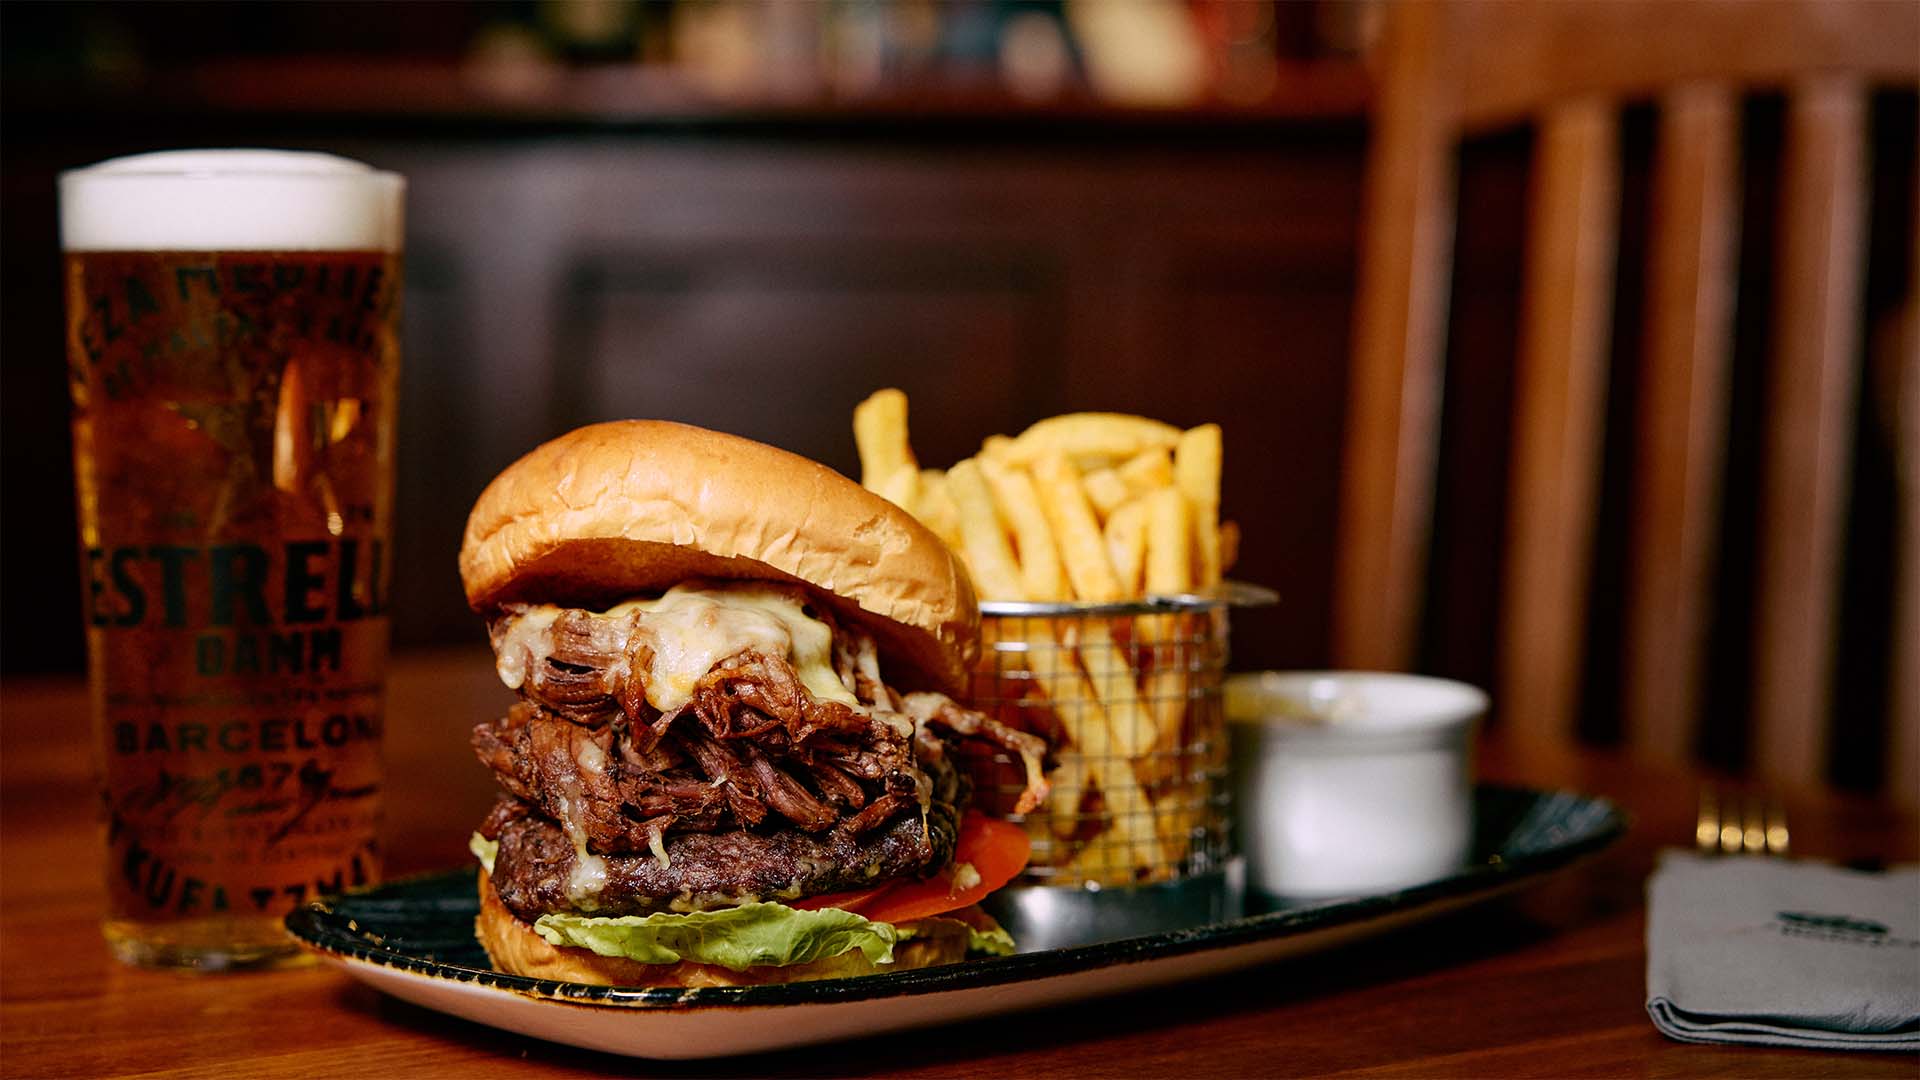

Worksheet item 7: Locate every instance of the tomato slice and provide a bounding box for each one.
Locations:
[854,813,1031,926]
[788,882,895,913]
[788,814,1031,923]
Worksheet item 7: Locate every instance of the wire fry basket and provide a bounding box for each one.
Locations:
[966,584,1276,889]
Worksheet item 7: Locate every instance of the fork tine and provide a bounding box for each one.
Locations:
[1695,788,1790,857]
[1719,790,1744,853]
[1742,793,1767,854]
[1696,789,1721,852]
[1766,798,1790,856]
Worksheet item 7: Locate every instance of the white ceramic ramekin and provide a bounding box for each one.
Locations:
[1226,671,1486,898]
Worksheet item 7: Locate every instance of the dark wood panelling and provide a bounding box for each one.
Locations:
[0,144,77,675]
[0,128,1368,678]
[388,242,483,650]
[555,245,1062,477]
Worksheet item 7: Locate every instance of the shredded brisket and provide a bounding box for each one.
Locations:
[472,586,1047,910]
[471,655,927,852]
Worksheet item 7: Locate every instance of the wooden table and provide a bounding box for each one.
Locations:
[3,650,1914,1077]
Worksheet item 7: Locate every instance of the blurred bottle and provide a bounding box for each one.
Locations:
[1196,0,1280,105]
[539,0,643,64]
[1066,0,1207,106]
[999,9,1074,101]
[1315,0,1384,59]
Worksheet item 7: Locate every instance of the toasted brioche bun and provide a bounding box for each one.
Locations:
[459,420,976,694]
[475,870,973,987]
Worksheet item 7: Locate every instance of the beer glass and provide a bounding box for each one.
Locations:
[60,151,404,969]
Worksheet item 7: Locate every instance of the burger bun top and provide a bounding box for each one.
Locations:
[459,420,977,693]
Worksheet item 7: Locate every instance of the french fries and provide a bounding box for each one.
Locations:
[978,456,1066,602]
[1031,452,1123,603]
[1175,424,1223,588]
[1028,620,1167,869]
[1104,500,1149,596]
[946,459,1025,603]
[1076,619,1159,758]
[877,463,919,514]
[853,389,915,490]
[917,469,961,550]
[1141,488,1195,749]
[847,391,1228,886]
[1117,447,1175,495]
[1005,412,1181,465]
[1082,468,1131,520]
[1144,487,1192,595]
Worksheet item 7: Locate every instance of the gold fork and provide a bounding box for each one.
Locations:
[1695,788,1790,856]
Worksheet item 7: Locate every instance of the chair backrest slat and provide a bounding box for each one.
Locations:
[1624,86,1742,763]
[1499,100,1621,738]
[1753,77,1870,788]
[1341,1,1914,791]
[1335,1,1458,673]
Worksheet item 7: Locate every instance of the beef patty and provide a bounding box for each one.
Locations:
[480,788,962,920]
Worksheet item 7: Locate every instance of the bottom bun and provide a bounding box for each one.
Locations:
[475,869,975,987]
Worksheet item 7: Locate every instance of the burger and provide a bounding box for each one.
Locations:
[459,420,1049,987]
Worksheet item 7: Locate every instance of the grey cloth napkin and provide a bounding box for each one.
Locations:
[1646,849,1920,1051]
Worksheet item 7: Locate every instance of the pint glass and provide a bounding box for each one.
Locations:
[60,151,404,969]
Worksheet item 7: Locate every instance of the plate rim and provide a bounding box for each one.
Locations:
[285,784,1624,1010]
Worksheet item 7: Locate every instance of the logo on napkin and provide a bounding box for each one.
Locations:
[1774,911,1916,949]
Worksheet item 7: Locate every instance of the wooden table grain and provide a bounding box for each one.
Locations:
[3,649,1914,1078]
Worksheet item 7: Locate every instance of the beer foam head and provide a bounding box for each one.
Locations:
[61,150,404,252]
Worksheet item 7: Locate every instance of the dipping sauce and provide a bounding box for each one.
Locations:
[1226,672,1485,897]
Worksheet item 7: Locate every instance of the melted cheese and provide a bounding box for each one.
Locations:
[494,606,560,690]
[493,583,861,714]
[551,774,608,907]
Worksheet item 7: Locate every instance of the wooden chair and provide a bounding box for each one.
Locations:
[1334,0,1918,794]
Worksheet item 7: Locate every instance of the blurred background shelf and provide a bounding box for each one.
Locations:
[5,57,1372,129]
[2,0,1376,128]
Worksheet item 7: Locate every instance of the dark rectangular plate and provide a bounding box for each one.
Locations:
[285,785,1623,1009]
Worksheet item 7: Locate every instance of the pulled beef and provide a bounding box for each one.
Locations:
[686,652,869,749]
[481,771,962,920]
[502,607,658,725]
[473,703,732,849]
[901,692,1050,815]
[495,604,870,743]
[475,635,1042,852]
[472,656,925,854]
[474,589,1047,908]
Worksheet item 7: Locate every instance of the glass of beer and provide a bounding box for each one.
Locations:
[59,150,404,969]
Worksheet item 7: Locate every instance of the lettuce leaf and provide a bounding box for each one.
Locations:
[531,903,899,973]
[472,832,1016,968]
[964,922,1017,957]
[896,917,1017,957]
